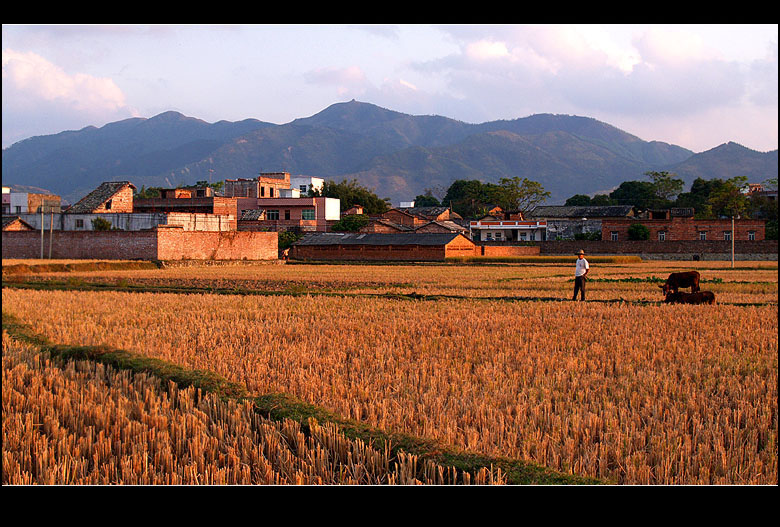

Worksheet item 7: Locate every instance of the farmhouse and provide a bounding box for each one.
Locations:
[528,205,635,240]
[2,180,276,261]
[602,213,766,242]
[290,232,478,261]
[2,216,35,231]
[67,181,135,214]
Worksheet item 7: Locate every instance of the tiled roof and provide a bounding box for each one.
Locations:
[2,215,35,230]
[293,232,466,246]
[367,218,414,231]
[66,181,135,214]
[528,205,634,218]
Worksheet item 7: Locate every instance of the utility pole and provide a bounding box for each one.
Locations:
[40,207,44,259]
[731,215,736,268]
[49,208,54,259]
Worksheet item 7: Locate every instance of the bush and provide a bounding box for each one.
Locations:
[627,223,650,241]
[331,214,370,232]
[91,217,113,231]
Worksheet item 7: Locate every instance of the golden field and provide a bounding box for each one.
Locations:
[3,334,502,485]
[2,260,777,485]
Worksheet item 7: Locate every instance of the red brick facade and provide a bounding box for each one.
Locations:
[602,217,766,242]
[94,186,134,213]
[2,229,277,260]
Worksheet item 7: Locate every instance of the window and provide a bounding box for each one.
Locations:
[518,232,526,240]
[15,206,22,213]
[105,199,112,210]
[284,210,291,220]
[699,231,707,241]
[75,219,84,229]
[528,232,535,241]
[658,231,666,241]
[269,188,274,197]
[724,231,732,241]
[302,209,315,220]
[748,231,756,241]
[260,187,265,197]
[495,232,503,240]
[611,231,618,241]
[299,185,308,193]
[266,210,279,220]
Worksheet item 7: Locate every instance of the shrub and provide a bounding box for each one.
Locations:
[627,223,650,240]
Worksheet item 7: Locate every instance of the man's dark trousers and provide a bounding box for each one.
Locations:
[573,276,586,301]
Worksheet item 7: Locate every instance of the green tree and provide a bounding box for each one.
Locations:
[590,194,613,206]
[494,177,551,214]
[413,190,441,207]
[674,177,726,217]
[609,180,658,209]
[330,214,370,232]
[313,179,391,215]
[645,171,684,203]
[708,176,750,218]
[627,223,650,240]
[442,179,495,218]
[91,217,113,231]
[565,194,592,206]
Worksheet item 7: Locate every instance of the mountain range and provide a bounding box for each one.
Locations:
[2,100,777,206]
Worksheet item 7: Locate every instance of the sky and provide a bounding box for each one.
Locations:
[2,24,778,153]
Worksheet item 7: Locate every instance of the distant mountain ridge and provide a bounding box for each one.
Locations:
[2,100,777,206]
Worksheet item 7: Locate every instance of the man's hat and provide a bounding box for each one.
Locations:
[577,250,585,255]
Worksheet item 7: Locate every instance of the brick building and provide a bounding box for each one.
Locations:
[602,215,766,242]
[2,228,277,261]
[67,181,135,214]
[238,197,340,232]
[224,172,291,198]
[7,191,61,214]
[528,205,635,240]
[2,216,35,231]
[291,232,478,261]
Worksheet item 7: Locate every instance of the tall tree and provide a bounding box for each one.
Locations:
[312,179,391,214]
[708,176,750,218]
[494,176,551,214]
[645,171,684,203]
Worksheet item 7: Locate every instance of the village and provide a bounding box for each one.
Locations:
[1,172,777,262]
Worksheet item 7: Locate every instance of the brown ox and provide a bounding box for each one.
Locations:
[659,271,701,295]
[664,291,716,305]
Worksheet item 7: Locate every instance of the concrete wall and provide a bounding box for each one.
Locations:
[2,229,278,261]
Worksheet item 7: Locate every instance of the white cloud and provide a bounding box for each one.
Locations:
[3,49,128,112]
[2,48,138,146]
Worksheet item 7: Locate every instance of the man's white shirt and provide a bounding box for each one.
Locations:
[575,258,589,277]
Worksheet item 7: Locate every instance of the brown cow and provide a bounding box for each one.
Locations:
[664,291,716,305]
[659,271,701,295]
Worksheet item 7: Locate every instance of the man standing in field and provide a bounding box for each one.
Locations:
[573,249,589,301]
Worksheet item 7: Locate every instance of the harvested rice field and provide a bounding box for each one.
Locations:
[2,259,777,485]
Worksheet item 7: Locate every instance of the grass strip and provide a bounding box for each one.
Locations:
[2,310,603,485]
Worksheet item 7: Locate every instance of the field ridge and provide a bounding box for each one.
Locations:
[1,310,602,485]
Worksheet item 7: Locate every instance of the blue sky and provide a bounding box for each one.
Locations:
[2,24,777,153]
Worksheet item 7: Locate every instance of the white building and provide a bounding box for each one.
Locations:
[469,218,547,242]
[290,176,324,196]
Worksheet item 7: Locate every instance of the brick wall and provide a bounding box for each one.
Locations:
[602,217,766,241]
[292,244,449,261]
[2,229,278,261]
[539,239,778,260]
[155,230,277,260]
[2,230,158,259]
[481,245,541,257]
